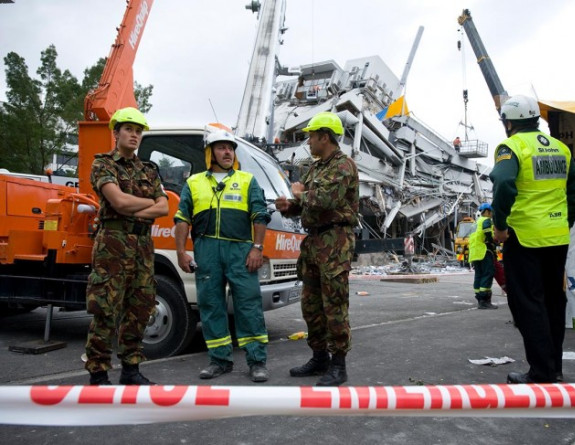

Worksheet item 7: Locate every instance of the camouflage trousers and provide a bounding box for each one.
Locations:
[298,228,354,355]
[85,229,156,373]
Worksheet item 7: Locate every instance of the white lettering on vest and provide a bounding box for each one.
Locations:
[533,155,567,179]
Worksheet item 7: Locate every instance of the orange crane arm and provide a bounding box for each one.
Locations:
[78,0,154,195]
[84,0,154,121]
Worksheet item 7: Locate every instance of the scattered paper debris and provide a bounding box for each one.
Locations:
[356,291,369,296]
[468,356,515,366]
[563,351,575,360]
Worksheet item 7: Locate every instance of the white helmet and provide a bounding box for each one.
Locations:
[500,95,540,121]
[203,126,240,170]
[204,129,237,150]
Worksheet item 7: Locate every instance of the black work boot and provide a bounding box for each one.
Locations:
[477,291,497,309]
[120,364,156,385]
[507,371,535,384]
[89,370,112,385]
[478,298,498,310]
[199,362,233,380]
[316,354,347,386]
[289,350,330,377]
[249,362,269,382]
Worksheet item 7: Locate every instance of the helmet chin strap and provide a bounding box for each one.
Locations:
[215,161,232,171]
[211,148,233,171]
[503,120,514,137]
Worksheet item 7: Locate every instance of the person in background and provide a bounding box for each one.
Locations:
[468,202,498,309]
[174,127,271,383]
[490,95,575,384]
[453,136,462,152]
[275,111,359,386]
[85,107,168,385]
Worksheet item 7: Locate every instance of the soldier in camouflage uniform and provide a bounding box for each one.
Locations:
[276,112,359,386]
[85,107,168,385]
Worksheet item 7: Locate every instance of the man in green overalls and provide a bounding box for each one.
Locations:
[174,127,271,382]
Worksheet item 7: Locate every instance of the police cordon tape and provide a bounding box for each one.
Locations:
[1,383,575,425]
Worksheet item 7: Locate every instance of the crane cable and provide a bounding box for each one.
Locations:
[457,27,471,142]
[310,0,316,78]
[458,27,468,101]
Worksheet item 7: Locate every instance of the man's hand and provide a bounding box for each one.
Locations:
[275,195,291,212]
[177,251,196,273]
[246,247,263,273]
[493,227,509,243]
[291,182,305,200]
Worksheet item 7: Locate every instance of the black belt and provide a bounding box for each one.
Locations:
[100,220,151,236]
[306,222,350,236]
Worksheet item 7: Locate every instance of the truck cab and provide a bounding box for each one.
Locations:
[136,127,305,358]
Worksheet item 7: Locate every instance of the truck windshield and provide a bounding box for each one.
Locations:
[457,222,476,238]
[235,140,293,202]
[137,133,294,201]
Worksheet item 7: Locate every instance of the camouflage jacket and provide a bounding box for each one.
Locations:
[286,148,359,229]
[91,149,167,224]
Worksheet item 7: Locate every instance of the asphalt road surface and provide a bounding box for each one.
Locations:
[1,271,574,445]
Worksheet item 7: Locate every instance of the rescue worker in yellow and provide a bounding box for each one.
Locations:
[490,95,575,384]
[468,203,497,309]
[174,127,271,382]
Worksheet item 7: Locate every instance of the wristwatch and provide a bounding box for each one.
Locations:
[252,243,263,251]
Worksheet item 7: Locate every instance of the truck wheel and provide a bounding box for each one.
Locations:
[143,275,198,359]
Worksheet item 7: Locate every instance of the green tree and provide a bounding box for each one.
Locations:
[0,46,154,174]
[0,52,43,173]
[158,155,174,169]
[135,81,153,114]
[36,45,79,174]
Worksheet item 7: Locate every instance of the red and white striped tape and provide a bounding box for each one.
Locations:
[1,383,574,425]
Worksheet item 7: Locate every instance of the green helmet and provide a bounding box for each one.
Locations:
[302,112,344,135]
[109,107,149,131]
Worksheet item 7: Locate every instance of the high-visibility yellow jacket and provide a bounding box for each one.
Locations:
[469,216,490,262]
[503,131,571,247]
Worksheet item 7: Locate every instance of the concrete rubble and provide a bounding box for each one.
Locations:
[236,0,493,254]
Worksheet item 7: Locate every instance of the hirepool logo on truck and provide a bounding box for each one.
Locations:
[151,224,175,238]
[129,1,149,50]
[275,234,302,252]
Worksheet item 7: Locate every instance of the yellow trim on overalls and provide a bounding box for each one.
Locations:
[205,335,233,349]
[236,335,269,348]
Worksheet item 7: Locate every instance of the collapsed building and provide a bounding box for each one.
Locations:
[236,0,492,255]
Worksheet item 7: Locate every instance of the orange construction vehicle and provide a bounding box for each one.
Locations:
[0,0,304,358]
[454,216,476,267]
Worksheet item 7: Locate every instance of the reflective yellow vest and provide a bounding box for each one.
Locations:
[468,216,489,262]
[187,170,254,241]
[502,131,571,247]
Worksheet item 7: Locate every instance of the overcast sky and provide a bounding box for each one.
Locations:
[1,0,574,167]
